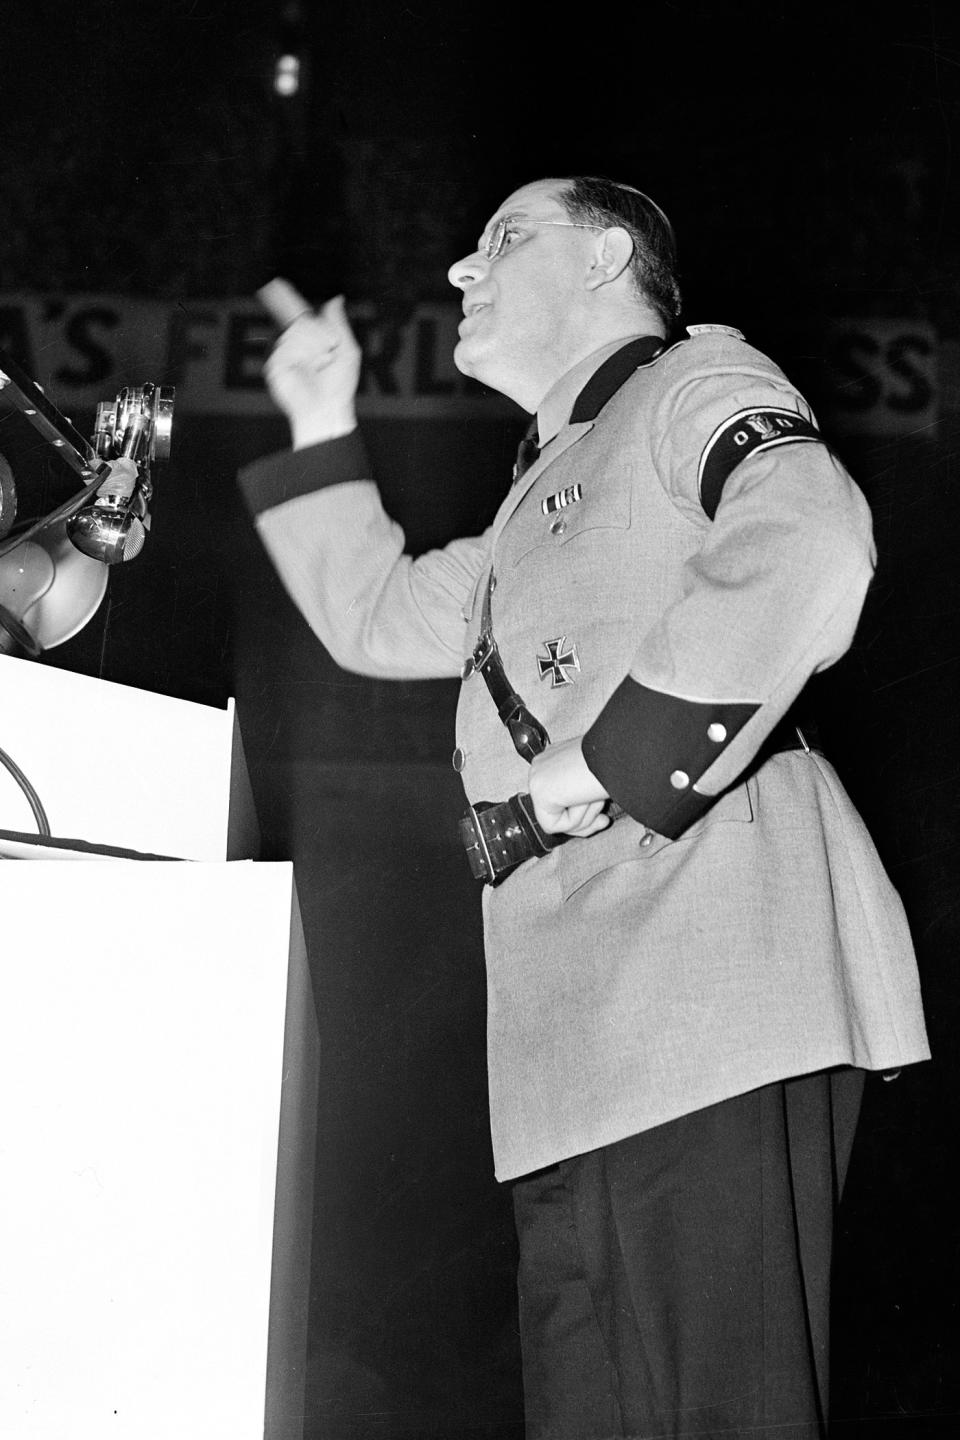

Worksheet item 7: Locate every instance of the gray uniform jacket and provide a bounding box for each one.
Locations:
[240,326,930,1181]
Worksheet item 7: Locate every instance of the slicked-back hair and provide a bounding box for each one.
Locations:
[557,176,682,332]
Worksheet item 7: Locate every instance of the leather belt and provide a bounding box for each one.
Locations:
[458,793,561,886]
[462,628,549,763]
[458,713,820,887]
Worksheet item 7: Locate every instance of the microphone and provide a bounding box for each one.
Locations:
[0,353,175,654]
[67,384,173,564]
[67,456,147,564]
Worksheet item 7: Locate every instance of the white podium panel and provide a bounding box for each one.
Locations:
[0,656,258,859]
[0,860,317,1440]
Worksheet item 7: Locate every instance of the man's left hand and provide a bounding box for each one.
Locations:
[528,737,611,837]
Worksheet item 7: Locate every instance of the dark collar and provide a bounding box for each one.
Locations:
[568,334,668,424]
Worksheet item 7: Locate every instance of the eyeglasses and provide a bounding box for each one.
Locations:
[480,215,607,262]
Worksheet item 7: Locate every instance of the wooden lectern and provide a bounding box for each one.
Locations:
[0,657,317,1440]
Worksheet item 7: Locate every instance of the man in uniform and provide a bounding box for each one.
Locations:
[239,175,929,1439]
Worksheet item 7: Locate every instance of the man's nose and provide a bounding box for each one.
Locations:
[447,250,488,289]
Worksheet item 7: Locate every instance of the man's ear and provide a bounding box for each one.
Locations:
[584,226,634,290]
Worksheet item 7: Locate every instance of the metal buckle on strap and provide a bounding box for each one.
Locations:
[461,630,494,680]
[471,630,495,670]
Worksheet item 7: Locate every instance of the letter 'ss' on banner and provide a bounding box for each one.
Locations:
[823,318,939,438]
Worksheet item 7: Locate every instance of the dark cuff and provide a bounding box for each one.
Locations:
[583,677,759,839]
[237,431,371,517]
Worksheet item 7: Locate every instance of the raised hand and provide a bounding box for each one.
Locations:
[259,282,362,448]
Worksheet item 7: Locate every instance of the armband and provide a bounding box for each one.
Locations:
[698,407,825,520]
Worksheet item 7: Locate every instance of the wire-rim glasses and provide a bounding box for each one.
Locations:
[481,216,607,261]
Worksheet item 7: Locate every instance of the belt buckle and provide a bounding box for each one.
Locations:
[471,631,495,670]
[458,795,563,885]
[458,804,496,882]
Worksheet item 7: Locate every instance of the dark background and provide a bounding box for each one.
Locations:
[2,2,958,1436]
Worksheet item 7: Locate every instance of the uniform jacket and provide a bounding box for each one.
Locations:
[240,326,930,1181]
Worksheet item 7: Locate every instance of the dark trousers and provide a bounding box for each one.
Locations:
[511,1068,864,1440]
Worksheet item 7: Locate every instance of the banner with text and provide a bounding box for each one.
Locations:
[0,295,941,435]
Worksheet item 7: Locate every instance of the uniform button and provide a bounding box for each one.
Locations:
[707,723,727,743]
[669,769,690,789]
[460,657,475,680]
[549,517,567,536]
[639,830,655,848]
[452,747,466,772]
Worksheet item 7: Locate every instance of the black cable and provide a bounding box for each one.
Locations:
[0,743,51,836]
